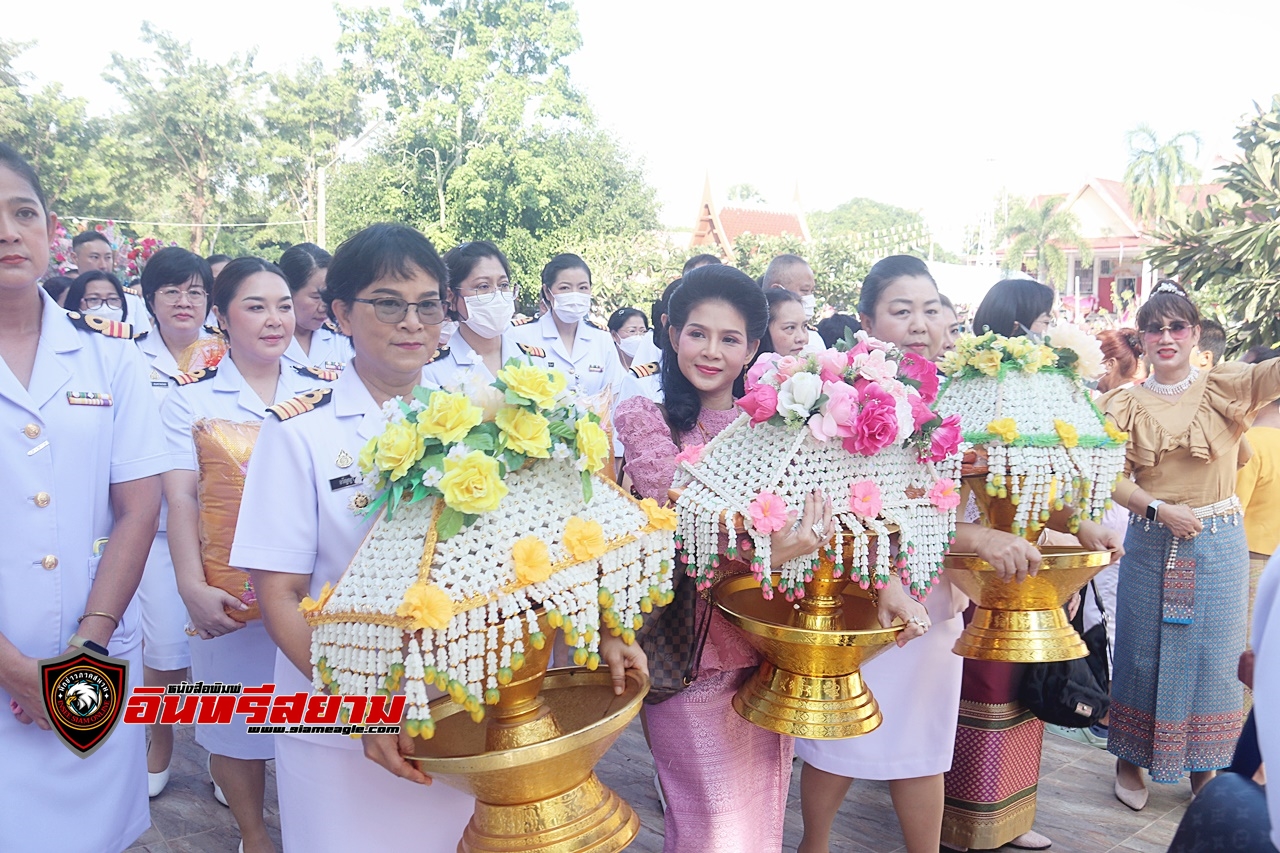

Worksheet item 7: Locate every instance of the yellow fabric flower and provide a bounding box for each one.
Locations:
[512,537,553,584]
[397,581,453,631]
[375,421,425,481]
[496,406,551,458]
[986,417,1020,444]
[1023,345,1057,373]
[417,391,483,445]
[497,362,566,409]
[1003,337,1033,358]
[575,419,610,473]
[971,349,1004,377]
[357,435,378,476]
[639,498,677,531]
[1054,419,1079,448]
[563,516,607,562]
[438,450,509,514]
[1104,420,1130,444]
[298,582,335,614]
[938,350,966,376]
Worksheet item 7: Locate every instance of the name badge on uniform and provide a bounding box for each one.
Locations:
[67,391,112,407]
[329,474,358,491]
[589,364,604,373]
[150,369,169,388]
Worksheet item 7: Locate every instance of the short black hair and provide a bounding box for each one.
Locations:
[65,270,128,323]
[213,257,288,340]
[1136,280,1201,332]
[858,255,936,317]
[540,253,591,297]
[42,275,74,302]
[817,312,861,348]
[972,278,1055,338]
[277,243,332,294]
[1198,318,1226,364]
[682,253,721,274]
[71,230,111,249]
[607,307,647,334]
[206,253,233,266]
[0,142,47,215]
[140,247,214,318]
[324,223,448,321]
[650,277,683,348]
[759,287,804,355]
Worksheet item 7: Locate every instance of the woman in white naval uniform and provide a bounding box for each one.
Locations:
[509,253,625,403]
[279,242,354,374]
[0,143,166,853]
[422,240,524,391]
[133,245,219,795]
[230,224,476,851]
[166,257,332,853]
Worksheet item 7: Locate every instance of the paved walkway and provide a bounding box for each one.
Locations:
[129,720,1189,852]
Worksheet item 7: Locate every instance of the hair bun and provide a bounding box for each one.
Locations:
[1120,327,1143,355]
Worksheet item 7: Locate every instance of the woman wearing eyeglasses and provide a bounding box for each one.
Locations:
[229,224,475,850]
[1101,281,1280,809]
[422,240,523,391]
[64,270,131,324]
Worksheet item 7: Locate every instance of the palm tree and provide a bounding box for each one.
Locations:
[999,196,1093,288]
[1123,124,1202,228]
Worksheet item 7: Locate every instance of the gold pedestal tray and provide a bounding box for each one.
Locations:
[944,545,1114,662]
[410,610,647,853]
[712,553,903,739]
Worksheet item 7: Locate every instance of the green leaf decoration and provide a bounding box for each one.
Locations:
[437,505,464,540]
[548,419,576,439]
[580,469,594,503]
[464,430,496,451]
[413,386,435,406]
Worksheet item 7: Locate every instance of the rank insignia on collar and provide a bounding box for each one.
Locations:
[517,342,546,358]
[67,311,134,339]
[629,361,659,378]
[268,388,334,421]
[174,367,217,385]
[294,365,340,382]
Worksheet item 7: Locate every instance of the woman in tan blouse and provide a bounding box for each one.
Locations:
[1101,281,1280,810]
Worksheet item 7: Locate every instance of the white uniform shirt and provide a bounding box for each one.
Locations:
[508,313,625,402]
[123,290,151,335]
[0,288,168,853]
[282,322,354,374]
[421,328,522,391]
[230,365,383,750]
[612,354,663,457]
[804,327,825,355]
[1253,551,1280,848]
[630,331,664,366]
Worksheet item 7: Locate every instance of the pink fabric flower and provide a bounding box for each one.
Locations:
[849,479,883,518]
[860,334,892,352]
[748,491,790,534]
[928,478,961,512]
[852,349,897,384]
[675,444,704,466]
[774,355,803,379]
[810,380,860,441]
[737,384,779,423]
[746,352,781,391]
[909,393,935,431]
[848,341,872,359]
[899,352,940,403]
[928,414,962,462]
[844,385,899,455]
[817,349,849,384]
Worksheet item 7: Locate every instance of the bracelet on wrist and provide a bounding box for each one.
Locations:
[78,611,119,629]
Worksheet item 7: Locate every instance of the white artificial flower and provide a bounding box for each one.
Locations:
[552,443,572,461]
[447,443,470,461]
[408,398,426,413]
[1045,323,1106,379]
[894,395,914,443]
[380,399,406,423]
[421,467,443,488]
[777,371,824,418]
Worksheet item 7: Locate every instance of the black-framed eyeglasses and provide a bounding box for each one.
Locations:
[352,297,446,325]
[82,296,123,310]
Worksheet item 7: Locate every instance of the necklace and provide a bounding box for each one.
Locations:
[1144,367,1200,396]
[695,419,711,443]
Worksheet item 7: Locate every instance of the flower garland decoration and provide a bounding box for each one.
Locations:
[934,332,1128,536]
[306,364,676,736]
[354,358,607,540]
[673,334,962,602]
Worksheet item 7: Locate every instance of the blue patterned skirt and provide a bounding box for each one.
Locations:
[1108,511,1248,782]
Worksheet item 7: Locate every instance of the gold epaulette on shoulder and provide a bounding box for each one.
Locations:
[174,366,218,385]
[629,361,659,378]
[66,310,135,339]
[123,285,143,297]
[425,345,450,365]
[322,320,340,333]
[203,324,224,338]
[133,330,149,342]
[517,342,546,358]
[293,365,340,382]
[586,319,605,330]
[511,316,534,326]
[268,388,334,421]
[806,322,819,331]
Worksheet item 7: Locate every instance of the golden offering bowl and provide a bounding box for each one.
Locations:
[713,537,904,739]
[409,613,647,853]
[944,546,1115,662]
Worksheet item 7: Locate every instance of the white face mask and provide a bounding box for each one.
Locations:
[462,292,515,339]
[800,294,817,321]
[617,335,646,358]
[438,320,458,344]
[86,304,124,323]
[552,292,592,325]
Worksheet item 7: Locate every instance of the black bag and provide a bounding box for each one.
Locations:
[1018,582,1111,728]
[635,567,713,705]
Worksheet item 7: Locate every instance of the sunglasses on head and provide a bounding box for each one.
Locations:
[1140,321,1194,340]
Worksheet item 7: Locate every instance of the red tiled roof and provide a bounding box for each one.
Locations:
[1094,177,1224,224]
[716,206,806,242]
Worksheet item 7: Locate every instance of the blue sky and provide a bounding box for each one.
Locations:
[9,0,1280,248]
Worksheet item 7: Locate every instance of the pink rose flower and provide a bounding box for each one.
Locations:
[849,479,883,518]
[852,349,897,384]
[928,414,962,462]
[774,355,803,379]
[810,380,860,441]
[909,393,935,431]
[746,352,781,391]
[844,385,899,456]
[737,384,779,423]
[817,349,849,384]
[748,491,790,534]
[848,341,871,359]
[859,333,892,352]
[675,444,704,466]
[899,352,940,403]
[928,478,961,512]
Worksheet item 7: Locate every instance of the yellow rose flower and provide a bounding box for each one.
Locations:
[639,498,677,531]
[298,581,335,614]
[971,349,1004,377]
[575,419,610,473]
[357,435,378,476]
[1021,345,1057,373]
[1054,419,1079,448]
[563,516,607,562]
[417,391,483,445]
[397,581,453,631]
[375,421,425,481]
[938,350,966,376]
[986,417,1020,444]
[512,536,553,584]
[497,362,567,409]
[438,450,508,514]
[1104,420,1130,444]
[496,407,551,458]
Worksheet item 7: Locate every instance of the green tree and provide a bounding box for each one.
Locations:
[1123,124,1201,228]
[999,196,1093,287]
[808,197,923,239]
[726,183,766,204]
[1145,97,1280,355]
